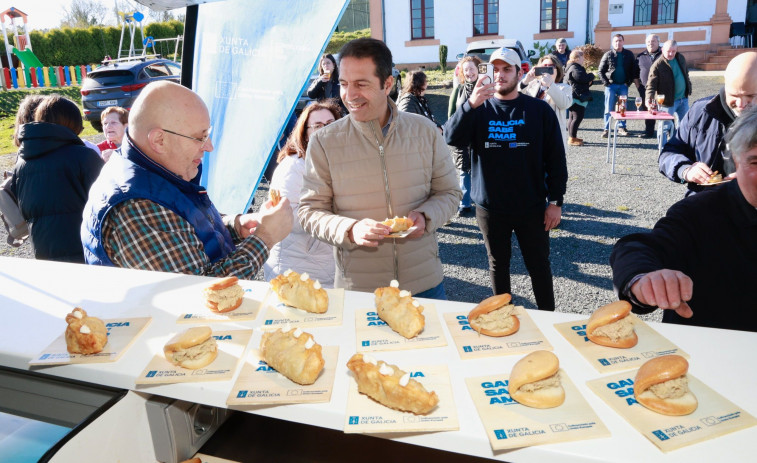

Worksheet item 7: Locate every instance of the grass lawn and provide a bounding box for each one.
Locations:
[0,87,98,159]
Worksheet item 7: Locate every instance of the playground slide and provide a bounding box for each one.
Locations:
[12,47,43,68]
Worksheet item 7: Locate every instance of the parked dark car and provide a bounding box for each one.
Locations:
[81,57,181,131]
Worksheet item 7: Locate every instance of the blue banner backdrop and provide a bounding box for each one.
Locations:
[193,0,348,214]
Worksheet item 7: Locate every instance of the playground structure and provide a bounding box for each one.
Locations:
[0,7,182,90]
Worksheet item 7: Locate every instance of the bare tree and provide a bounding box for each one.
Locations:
[61,0,110,28]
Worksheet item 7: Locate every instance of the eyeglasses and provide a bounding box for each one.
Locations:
[162,126,213,149]
[307,121,334,131]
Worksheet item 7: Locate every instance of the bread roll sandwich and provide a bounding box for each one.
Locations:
[374,280,425,338]
[587,300,638,348]
[203,276,244,313]
[467,293,519,337]
[163,326,218,369]
[270,269,329,314]
[64,308,108,355]
[634,355,698,416]
[347,353,438,415]
[260,327,324,385]
[509,350,565,408]
[381,216,414,233]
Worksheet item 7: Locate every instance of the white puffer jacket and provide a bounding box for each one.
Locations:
[521,80,572,145]
[263,155,335,287]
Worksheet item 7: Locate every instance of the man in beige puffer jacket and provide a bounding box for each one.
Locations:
[299,38,461,298]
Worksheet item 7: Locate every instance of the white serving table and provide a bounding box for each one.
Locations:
[1,256,755,462]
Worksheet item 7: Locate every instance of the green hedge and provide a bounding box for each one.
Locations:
[325,28,370,54]
[0,20,184,67]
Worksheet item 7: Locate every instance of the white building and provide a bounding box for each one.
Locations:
[368,0,751,69]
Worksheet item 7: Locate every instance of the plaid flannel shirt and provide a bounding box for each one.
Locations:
[102,198,268,279]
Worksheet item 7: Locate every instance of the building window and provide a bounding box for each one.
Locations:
[411,0,434,39]
[540,0,568,32]
[634,0,677,26]
[473,0,499,36]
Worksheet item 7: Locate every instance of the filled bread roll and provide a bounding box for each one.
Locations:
[587,300,638,348]
[381,216,414,233]
[163,326,218,370]
[270,269,328,314]
[64,308,108,355]
[467,293,519,337]
[260,327,325,385]
[634,355,698,416]
[509,350,565,408]
[374,280,425,338]
[203,276,244,313]
[347,353,438,415]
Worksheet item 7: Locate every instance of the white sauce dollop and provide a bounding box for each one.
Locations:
[390,280,399,288]
[79,324,91,334]
[399,373,410,387]
[379,363,394,376]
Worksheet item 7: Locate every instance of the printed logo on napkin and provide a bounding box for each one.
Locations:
[178,289,261,323]
[344,364,459,434]
[443,308,553,359]
[465,371,610,450]
[554,314,689,373]
[30,317,152,366]
[260,288,344,328]
[587,371,757,452]
[227,346,339,405]
[136,329,252,385]
[355,305,447,352]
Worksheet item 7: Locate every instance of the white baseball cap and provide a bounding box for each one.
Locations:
[489,47,520,66]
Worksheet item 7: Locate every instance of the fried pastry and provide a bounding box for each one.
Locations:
[270,269,329,313]
[64,308,108,355]
[203,276,244,313]
[260,327,324,385]
[374,280,425,338]
[347,353,438,415]
[269,188,281,206]
[381,216,414,233]
[707,171,723,184]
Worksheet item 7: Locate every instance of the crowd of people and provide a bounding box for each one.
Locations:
[5,36,756,333]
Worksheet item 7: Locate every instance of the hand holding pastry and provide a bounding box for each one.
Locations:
[261,327,325,385]
[467,293,519,337]
[374,280,425,338]
[349,219,390,247]
[64,308,108,355]
[634,355,698,415]
[586,300,638,348]
[347,353,439,414]
[271,269,329,313]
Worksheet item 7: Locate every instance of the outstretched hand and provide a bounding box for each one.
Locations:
[630,269,694,318]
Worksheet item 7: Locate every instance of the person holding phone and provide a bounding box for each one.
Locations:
[519,55,572,146]
[447,55,482,216]
[443,47,567,311]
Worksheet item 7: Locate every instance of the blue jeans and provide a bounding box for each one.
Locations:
[415,281,447,300]
[658,98,690,150]
[459,170,471,209]
[603,83,628,129]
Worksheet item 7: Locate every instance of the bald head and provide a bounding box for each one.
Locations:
[724,51,757,116]
[129,81,213,181]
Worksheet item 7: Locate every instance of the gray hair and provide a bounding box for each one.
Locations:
[663,39,678,49]
[646,33,660,41]
[555,37,567,46]
[725,105,757,163]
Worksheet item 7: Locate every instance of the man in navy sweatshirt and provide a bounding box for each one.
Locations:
[444,47,568,310]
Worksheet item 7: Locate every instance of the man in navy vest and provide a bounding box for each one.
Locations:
[81,81,292,278]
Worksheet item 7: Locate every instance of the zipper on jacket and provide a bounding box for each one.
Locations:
[368,120,399,281]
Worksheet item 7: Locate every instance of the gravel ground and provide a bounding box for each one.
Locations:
[1,73,724,320]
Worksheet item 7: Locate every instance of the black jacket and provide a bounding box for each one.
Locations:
[635,48,662,85]
[598,48,636,86]
[10,122,103,262]
[564,62,595,102]
[658,90,736,195]
[397,92,440,127]
[645,53,692,106]
[611,180,757,332]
